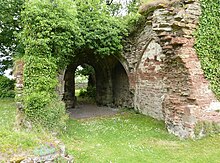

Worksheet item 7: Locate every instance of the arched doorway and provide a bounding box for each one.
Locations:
[62,54,132,112]
[75,64,96,104]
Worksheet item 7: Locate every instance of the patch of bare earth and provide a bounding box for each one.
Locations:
[68,104,120,119]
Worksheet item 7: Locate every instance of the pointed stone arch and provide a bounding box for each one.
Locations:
[57,52,132,109]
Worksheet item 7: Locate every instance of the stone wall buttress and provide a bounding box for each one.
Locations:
[124,0,220,138]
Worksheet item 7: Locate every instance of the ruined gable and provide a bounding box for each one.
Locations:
[123,0,220,138]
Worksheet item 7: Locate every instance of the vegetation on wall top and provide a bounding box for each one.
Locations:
[16,0,131,130]
[75,0,127,57]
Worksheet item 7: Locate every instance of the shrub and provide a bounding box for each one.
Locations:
[79,86,96,99]
[78,89,87,98]
[24,92,68,131]
[22,56,68,131]
[0,75,15,98]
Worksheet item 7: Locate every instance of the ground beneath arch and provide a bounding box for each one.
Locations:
[68,104,120,119]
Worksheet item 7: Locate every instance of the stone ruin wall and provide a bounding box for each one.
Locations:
[14,0,220,138]
[14,60,25,128]
[123,0,220,138]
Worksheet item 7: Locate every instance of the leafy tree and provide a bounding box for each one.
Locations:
[0,0,24,74]
[75,64,95,77]
[127,0,140,14]
[108,2,123,16]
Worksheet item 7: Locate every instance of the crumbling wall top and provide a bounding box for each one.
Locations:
[139,0,198,16]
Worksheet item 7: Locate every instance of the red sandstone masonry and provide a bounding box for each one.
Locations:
[123,0,220,138]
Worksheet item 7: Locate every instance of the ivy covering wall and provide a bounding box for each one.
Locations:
[195,0,220,99]
[17,0,126,130]
[18,0,79,130]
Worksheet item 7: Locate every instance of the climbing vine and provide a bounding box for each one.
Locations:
[18,0,80,130]
[195,0,220,99]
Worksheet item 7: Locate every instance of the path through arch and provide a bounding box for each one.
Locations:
[62,53,131,119]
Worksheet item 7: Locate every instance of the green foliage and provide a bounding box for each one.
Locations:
[79,86,96,98]
[107,0,140,16]
[0,0,24,74]
[124,13,144,35]
[24,94,68,131]
[24,56,58,95]
[75,64,95,77]
[87,86,96,98]
[76,65,96,99]
[22,56,68,130]
[107,2,123,16]
[18,0,80,130]
[0,75,15,98]
[19,0,81,67]
[127,0,140,14]
[75,0,127,57]
[195,0,220,98]
[78,89,87,97]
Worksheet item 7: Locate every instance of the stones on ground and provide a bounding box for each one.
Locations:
[9,141,74,163]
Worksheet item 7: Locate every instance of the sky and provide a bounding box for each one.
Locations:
[4,69,13,79]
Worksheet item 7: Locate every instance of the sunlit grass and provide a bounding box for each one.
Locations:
[0,99,56,160]
[60,113,220,163]
[75,89,96,104]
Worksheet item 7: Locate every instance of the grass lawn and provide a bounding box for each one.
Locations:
[0,99,57,160]
[1,99,220,162]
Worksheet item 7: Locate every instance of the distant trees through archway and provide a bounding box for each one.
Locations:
[63,53,131,109]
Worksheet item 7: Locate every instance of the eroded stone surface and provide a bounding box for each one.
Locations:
[122,0,219,138]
